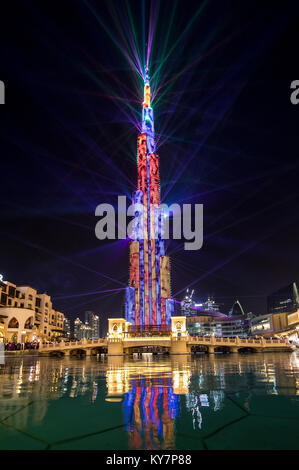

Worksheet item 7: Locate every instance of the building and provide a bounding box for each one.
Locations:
[267,282,299,315]
[74,317,82,339]
[79,323,93,340]
[250,282,299,341]
[181,289,195,316]
[63,317,71,338]
[125,68,174,331]
[0,276,65,343]
[187,312,250,338]
[185,296,250,338]
[74,316,94,340]
[84,311,100,338]
[228,300,245,317]
[180,291,249,338]
[250,310,299,340]
[202,297,220,313]
[181,290,222,317]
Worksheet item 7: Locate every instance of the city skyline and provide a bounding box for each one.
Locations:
[0,1,298,327]
[1,0,299,454]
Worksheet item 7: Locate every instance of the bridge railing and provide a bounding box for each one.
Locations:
[188,335,290,347]
[38,335,290,351]
[39,338,107,350]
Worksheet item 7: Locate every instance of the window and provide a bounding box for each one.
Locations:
[8,317,19,328]
[24,317,33,329]
[8,286,15,297]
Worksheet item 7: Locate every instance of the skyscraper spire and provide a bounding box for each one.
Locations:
[125,66,174,331]
[143,67,150,107]
[141,67,155,154]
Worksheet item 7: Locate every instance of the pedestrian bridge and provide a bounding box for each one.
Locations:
[188,335,293,353]
[39,338,108,356]
[38,333,294,356]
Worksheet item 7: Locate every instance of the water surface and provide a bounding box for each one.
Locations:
[0,352,299,450]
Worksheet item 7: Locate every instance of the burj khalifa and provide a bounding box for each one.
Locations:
[125,69,174,330]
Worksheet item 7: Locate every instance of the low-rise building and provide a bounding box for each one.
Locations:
[0,276,65,343]
[187,313,250,338]
[250,310,299,342]
[184,294,250,338]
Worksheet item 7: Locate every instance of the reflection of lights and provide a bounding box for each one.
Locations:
[106,368,130,396]
[28,366,33,382]
[199,394,209,407]
[192,406,202,430]
[211,391,224,412]
[172,370,191,395]
[92,382,98,403]
[17,361,24,394]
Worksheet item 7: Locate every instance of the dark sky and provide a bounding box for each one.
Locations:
[0,0,299,333]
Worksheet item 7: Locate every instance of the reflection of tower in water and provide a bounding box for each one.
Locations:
[123,377,179,450]
[105,358,191,449]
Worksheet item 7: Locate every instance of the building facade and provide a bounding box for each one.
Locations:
[63,317,71,339]
[74,317,82,339]
[187,314,250,338]
[125,68,174,330]
[250,310,299,340]
[249,282,299,341]
[267,282,299,315]
[0,277,65,343]
[181,289,195,317]
[84,311,100,338]
[74,317,93,340]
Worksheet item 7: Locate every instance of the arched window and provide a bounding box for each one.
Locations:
[24,317,34,329]
[8,317,19,329]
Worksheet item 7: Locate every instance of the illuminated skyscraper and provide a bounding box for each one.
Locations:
[63,317,71,338]
[125,69,174,330]
[84,310,100,338]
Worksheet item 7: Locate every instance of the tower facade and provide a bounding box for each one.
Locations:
[125,69,174,330]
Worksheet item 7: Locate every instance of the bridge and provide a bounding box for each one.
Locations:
[39,338,108,356]
[38,332,294,356]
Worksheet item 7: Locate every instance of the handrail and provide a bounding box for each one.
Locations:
[38,334,292,351]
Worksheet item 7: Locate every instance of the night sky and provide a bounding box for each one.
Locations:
[1,1,299,333]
